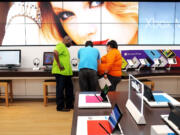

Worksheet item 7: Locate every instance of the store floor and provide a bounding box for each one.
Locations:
[0,101,73,135]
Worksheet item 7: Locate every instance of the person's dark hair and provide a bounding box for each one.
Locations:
[107,40,118,49]
[85,41,93,47]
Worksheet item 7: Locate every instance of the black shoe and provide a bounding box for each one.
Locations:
[57,108,70,112]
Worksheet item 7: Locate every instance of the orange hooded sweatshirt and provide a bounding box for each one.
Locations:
[98,49,122,77]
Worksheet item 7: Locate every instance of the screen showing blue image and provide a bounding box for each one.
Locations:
[108,104,122,131]
[144,50,161,61]
[138,24,174,44]
[109,116,117,130]
[138,2,180,45]
[114,107,121,121]
[43,52,54,65]
[153,95,170,103]
[139,2,175,24]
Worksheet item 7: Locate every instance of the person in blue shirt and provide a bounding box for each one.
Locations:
[78,41,100,91]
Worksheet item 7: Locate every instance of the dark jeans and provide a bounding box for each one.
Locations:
[79,68,99,91]
[107,74,121,91]
[55,74,74,110]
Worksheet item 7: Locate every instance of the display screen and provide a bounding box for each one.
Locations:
[129,75,144,114]
[139,59,146,65]
[0,50,21,67]
[108,104,122,132]
[0,2,180,46]
[160,50,176,58]
[168,58,177,64]
[127,59,134,66]
[144,84,155,101]
[43,52,54,65]
[154,58,160,65]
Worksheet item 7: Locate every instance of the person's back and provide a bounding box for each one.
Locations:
[78,46,100,71]
[98,40,122,91]
[78,41,100,91]
[100,49,122,77]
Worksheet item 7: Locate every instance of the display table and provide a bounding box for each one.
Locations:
[71,91,171,135]
[0,68,180,78]
[121,68,180,79]
[0,68,78,78]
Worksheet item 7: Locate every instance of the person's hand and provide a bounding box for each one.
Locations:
[59,65,65,71]
[104,73,108,79]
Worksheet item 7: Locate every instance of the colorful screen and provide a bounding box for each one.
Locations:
[43,52,54,65]
[108,104,122,132]
[0,2,180,46]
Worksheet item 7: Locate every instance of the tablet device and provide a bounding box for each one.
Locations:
[144,84,155,101]
[168,58,177,65]
[154,58,160,65]
[168,102,180,129]
[139,59,146,65]
[160,50,176,58]
[108,104,123,132]
[127,59,134,66]
[100,85,109,102]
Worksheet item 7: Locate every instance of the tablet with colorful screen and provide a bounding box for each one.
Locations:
[108,104,123,132]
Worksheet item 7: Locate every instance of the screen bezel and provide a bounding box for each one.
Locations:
[0,49,21,67]
[108,104,123,132]
[43,52,54,66]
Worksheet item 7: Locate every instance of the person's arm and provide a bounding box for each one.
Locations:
[103,51,116,78]
[97,59,100,65]
[78,49,80,60]
[97,51,101,65]
[101,56,106,63]
[54,50,64,71]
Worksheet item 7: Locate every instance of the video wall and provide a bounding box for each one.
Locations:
[1,2,180,46]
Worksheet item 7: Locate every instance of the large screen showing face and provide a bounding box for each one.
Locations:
[0,2,180,46]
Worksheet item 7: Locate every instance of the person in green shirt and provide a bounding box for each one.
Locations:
[52,36,74,112]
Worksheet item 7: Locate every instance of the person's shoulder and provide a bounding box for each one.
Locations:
[56,42,65,48]
[55,42,65,51]
[79,47,84,51]
[57,42,64,46]
[93,47,99,52]
[112,49,121,55]
[108,49,117,55]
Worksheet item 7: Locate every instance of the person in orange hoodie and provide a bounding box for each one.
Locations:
[98,40,122,91]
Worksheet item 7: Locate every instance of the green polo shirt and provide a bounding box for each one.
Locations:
[52,42,73,76]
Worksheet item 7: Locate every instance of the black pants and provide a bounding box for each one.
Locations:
[55,74,74,110]
[79,68,99,91]
[107,74,121,91]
